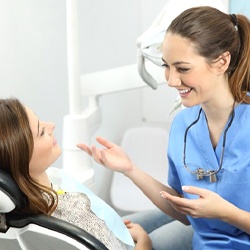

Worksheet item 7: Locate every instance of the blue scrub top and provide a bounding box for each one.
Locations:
[168,104,250,249]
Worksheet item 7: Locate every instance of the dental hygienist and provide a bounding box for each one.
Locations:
[78,6,250,249]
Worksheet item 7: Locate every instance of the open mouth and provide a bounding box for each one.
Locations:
[179,88,193,96]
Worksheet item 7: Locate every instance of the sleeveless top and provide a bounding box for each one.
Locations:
[52,192,126,250]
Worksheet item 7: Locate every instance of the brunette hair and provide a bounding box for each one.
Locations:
[167,6,250,103]
[0,98,57,215]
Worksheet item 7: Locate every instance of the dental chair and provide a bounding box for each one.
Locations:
[110,126,169,215]
[0,169,108,250]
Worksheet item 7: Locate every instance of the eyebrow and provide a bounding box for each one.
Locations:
[162,58,191,66]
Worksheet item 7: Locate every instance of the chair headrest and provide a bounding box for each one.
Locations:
[0,169,27,213]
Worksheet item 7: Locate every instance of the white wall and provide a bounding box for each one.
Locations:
[0,0,228,202]
[0,0,166,163]
[0,0,68,169]
[79,0,169,200]
[0,0,168,201]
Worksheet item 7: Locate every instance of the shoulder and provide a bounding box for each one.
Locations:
[236,103,250,114]
[54,192,91,214]
[234,103,250,123]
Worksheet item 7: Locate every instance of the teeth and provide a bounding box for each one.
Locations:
[179,88,191,94]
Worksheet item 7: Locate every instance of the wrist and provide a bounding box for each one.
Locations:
[136,232,152,247]
[123,162,136,177]
[138,238,152,249]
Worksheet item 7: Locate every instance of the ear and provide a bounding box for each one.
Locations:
[215,51,231,75]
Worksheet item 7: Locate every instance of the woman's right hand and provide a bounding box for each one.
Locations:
[77,136,134,174]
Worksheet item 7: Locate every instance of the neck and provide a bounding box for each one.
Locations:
[202,98,235,148]
[201,94,235,123]
[30,172,51,188]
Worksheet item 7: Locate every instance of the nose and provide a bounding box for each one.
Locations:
[165,69,181,87]
[44,122,55,135]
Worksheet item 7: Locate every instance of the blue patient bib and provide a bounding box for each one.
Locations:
[52,169,135,250]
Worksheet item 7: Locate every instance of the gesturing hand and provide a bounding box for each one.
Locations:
[160,186,233,219]
[77,136,133,174]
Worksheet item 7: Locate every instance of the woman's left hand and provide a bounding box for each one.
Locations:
[124,220,152,250]
[160,186,232,219]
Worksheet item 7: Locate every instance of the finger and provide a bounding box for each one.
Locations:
[91,145,104,165]
[76,143,92,156]
[123,219,131,225]
[100,150,110,166]
[182,186,209,197]
[160,197,188,216]
[170,203,187,215]
[160,191,192,209]
[124,221,133,228]
[96,136,116,149]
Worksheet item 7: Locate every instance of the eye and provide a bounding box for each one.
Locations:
[40,127,45,136]
[161,63,169,69]
[177,67,190,73]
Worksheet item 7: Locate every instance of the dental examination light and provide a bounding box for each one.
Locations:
[62,0,227,188]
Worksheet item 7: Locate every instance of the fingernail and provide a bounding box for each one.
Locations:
[182,186,189,191]
[160,191,166,198]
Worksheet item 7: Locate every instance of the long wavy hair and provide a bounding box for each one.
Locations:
[167,6,250,103]
[0,98,57,215]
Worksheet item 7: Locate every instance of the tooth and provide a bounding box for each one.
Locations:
[179,89,190,94]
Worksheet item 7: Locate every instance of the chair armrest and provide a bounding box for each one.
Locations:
[6,213,108,250]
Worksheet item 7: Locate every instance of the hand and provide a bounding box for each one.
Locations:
[124,220,152,250]
[77,136,133,174]
[160,186,232,219]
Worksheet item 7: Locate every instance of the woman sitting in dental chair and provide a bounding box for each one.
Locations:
[0,97,151,250]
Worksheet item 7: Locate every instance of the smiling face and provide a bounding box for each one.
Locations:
[162,33,229,108]
[26,106,61,181]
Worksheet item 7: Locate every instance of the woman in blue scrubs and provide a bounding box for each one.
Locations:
[79,6,250,249]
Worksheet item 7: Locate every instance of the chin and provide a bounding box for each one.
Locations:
[181,99,199,108]
[54,145,62,155]
[51,149,62,164]
[182,102,194,108]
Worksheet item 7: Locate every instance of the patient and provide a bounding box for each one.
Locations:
[0,97,152,250]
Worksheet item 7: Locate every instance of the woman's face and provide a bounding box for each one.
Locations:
[162,33,226,108]
[26,106,61,178]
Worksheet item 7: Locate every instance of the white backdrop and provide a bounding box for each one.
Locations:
[0,0,228,201]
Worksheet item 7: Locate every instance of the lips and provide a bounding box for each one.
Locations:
[179,88,193,96]
[53,138,57,146]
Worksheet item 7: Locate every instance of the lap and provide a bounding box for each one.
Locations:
[124,209,193,250]
[150,220,193,250]
[124,209,175,234]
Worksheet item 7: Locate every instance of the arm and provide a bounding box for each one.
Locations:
[223,206,250,235]
[77,137,189,225]
[124,220,152,250]
[161,185,250,234]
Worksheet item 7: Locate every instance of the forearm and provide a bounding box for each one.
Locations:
[222,203,250,234]
[125,164,190,225]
